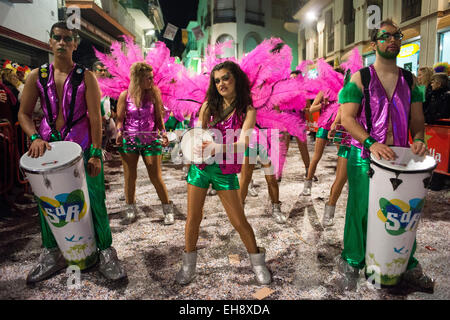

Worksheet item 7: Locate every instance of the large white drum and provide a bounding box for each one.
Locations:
[20,141,97,270]
[366,146,437,286]
[179,128,214,164]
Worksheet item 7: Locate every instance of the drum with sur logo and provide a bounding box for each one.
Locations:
[20,141,97,270]
[365,147,437,286]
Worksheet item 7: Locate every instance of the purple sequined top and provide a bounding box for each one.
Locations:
[123,94,158,144]
[196,110,244,174]
[352,65,411,158]
[36,64,91,150]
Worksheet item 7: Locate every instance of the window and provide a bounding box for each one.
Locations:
[344,0,355,45]
[214,0,236,24]
[246,0,264,26]
[325,9,334,53]
[439,30,450,62]
[244,33,261,53]
[300,29,306,60]
[216,34,235,58]
[402,0,421,22]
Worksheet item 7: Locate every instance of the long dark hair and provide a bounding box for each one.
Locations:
[203,61,252,128]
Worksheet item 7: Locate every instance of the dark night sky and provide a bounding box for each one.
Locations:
[158,0,199,58]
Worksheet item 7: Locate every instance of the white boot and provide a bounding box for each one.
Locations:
[176,251,197,285]
[271,202,287,224]
[248,180,258,197]
[322,204,335,227]
[249,247,272,285]
[162,201,175,225]
[123,203,137,224]
[302,180,312,196]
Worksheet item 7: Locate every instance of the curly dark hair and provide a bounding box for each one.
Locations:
[203,61,252,128]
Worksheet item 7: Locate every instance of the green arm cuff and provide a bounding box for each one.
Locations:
[363,136,377,150]
[411,85,425,103]
[338,81,363,104]
[89,144,103,159]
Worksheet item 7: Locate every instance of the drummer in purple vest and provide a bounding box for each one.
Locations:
[338,19,433,292]
[18,21,126,283]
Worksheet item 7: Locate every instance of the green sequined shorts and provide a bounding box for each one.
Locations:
[244,143,270,162]
[316,127,329,140]
[187,163,240,191]
[119,138,162,156]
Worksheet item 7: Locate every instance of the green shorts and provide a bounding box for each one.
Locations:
[119,139,162,156]
[337,145,351,159]
[187,163,240,191]
[316,127,329,140]
[244,144,270,163]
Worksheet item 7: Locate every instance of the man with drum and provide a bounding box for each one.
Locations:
[18,21,127,283]
[338,19,432,291]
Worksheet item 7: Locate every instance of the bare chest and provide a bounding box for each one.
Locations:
[375,72,399,101]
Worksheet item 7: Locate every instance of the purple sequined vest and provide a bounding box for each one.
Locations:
[36,64,91,150]
[351,65,411,158]
[197,110,244,174]
[123,94,157,144]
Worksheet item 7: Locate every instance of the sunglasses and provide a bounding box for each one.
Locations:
[96,68,107,73]
[214,73,231,85]
[51,34,75,42]
[376,32,404,41]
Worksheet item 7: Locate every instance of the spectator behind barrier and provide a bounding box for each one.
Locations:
[424,73,450,125]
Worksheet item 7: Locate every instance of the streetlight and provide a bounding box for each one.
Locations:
[306,11,317,22]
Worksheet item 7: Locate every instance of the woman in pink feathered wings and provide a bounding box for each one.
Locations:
[94,37,182,225]
[299,48,363,228]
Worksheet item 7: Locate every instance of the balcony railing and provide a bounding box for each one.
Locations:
[214,8,236,23]
[402,0,421,22]
[345,21,355,45]
[245,10,265,27]
[327,32,334,53]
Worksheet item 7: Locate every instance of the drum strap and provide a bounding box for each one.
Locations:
[209,101,236,127]
[39,63,86,140]
[359,67,413,136]
[360,67,373,135]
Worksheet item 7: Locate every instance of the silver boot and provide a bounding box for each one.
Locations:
[322,204,336,227]
[123,203,137,224]
[26,247,67,284]
[271,202,287,224]
[336,256,360,291]
[176,251,197,285]
[248,180,258,197]
[401,263,435,293]
[302,180,312,196]
[98,247,127,281]
[162,201,175,225]
[249,247,272,285]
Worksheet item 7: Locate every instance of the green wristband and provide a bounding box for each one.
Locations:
[30,133,42,142]
[89,144,103,159]
[363,136,377,150]
[414,138,426,146]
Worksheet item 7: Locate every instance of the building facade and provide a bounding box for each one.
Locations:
[182,0,300,73]
[0,0,163,69]
[289,0,450,75]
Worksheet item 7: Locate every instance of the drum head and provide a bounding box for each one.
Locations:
[20,141,83,173]
[370,146,437,173]
[166,131,178,142]
[180,128,213,163]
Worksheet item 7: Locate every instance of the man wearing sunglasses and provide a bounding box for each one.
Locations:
[338,19,432,292]
[18,21,127,283]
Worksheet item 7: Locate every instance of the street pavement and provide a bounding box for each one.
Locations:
[1,136,449,300]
